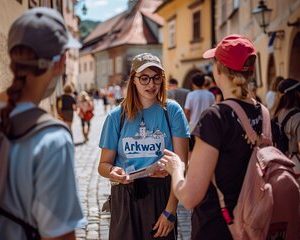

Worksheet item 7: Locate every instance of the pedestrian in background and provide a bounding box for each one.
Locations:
[57,82,77,130]
[247,80,262,102]
[77,91,94,142]
[159,34,267,239]
[206,75,224,103]
[0,7,86,239]
[184,73,215,154]
[266,76,284,115]
[273,78,300,173]
[98,53,189,240]
[167,78,190,109]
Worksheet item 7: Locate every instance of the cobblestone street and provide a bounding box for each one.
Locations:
[73,101,191,240]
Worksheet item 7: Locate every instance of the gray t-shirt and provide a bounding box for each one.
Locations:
[184,89,215,132]
[167,88,190,109]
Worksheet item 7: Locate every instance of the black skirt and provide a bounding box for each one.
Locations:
[109,176,177,240]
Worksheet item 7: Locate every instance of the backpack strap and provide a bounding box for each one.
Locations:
[280,108,300,136]
[163,101,172,138]
[119,106,126,138]
[0,107,69,240]
[8,107,71,140]
[213,99,272,225]
[0,207,40,240]
[222,99,272,145]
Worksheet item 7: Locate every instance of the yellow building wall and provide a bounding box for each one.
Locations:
[215,0,300,102]
[0,0,28,92]
[157,0,212,87]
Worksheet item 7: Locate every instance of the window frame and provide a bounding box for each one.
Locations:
[192,10,201,43]
[167,17,176,49]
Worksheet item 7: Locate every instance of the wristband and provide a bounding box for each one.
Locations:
[162,210,176,223]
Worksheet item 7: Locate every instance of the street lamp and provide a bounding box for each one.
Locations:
[75,0,87,16]
[82,3,87,15]
[252,1,272,33]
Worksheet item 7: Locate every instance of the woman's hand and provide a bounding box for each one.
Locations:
[159,149,185,175]
[152,212,175,238]
[109,166,132,184]
[150,168,169,178]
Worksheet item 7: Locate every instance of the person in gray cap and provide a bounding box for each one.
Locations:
[98,53,189,239]
[0,7,86,240]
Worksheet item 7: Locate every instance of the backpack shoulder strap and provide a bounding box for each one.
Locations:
[119,106,125,134]
[281,108,300,133]
[222,100,272,145]
[222,100,258,145]
[0,207,40,240]
[163,101,172,138]
[8,107,71,140]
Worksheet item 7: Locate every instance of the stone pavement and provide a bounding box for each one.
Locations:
[73,101,191,240]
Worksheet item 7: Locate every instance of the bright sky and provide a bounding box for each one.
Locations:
[75,0,128,22]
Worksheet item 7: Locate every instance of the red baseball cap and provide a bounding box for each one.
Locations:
[203,34,256,72]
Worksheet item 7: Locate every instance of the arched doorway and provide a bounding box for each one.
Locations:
[182,68,202,90]
[289,32,300,79]
[267,54,276,90]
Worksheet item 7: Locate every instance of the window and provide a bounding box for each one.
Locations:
[108,59,113,75]
[52,0,63,14]
[101,60,107,74]
[115,56,123,74]
[90,61,93,71]
[79,63,81,74]
[40,0,51,7]
[168,19,176,48]
[192,11,201,42]
[66,0,73,12]
[221,1,227,24]
[84,62,87,72]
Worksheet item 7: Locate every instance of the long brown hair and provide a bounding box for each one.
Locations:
[0,46,46,135]
[216,55,256,99]
[121,66,167,120]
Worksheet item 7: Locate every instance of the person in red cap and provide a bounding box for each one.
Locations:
[158,34,265,239]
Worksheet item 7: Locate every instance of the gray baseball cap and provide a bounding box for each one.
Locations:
[8,7,81,68]
[131,53,164,73]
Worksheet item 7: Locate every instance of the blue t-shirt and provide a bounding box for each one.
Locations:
[0,102,86,239]
[99,100,190,173]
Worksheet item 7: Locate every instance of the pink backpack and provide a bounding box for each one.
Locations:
[214,100,300,240]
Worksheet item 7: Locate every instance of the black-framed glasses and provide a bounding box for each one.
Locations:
[135,74,162,85]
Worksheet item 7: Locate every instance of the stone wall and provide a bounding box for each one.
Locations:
[0,33,12,92]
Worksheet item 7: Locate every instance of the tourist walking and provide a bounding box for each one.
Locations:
[77,91,94,142]
[57,83,77,130]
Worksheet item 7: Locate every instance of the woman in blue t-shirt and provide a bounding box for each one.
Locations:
[98,53,189,240]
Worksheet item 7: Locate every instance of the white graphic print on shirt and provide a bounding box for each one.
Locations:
[122,120,165,159]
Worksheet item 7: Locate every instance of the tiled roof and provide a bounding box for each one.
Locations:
[83,12,126,44]
[82,0,163,53]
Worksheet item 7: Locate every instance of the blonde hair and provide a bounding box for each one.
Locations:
[63,83,73,94]
[121,66,167,120]
[79,91,90,102]
[216,55,256,99]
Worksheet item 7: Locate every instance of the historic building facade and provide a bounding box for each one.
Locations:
[80,0,163,89]
[214,0,300,100]
[156,0,215,89]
